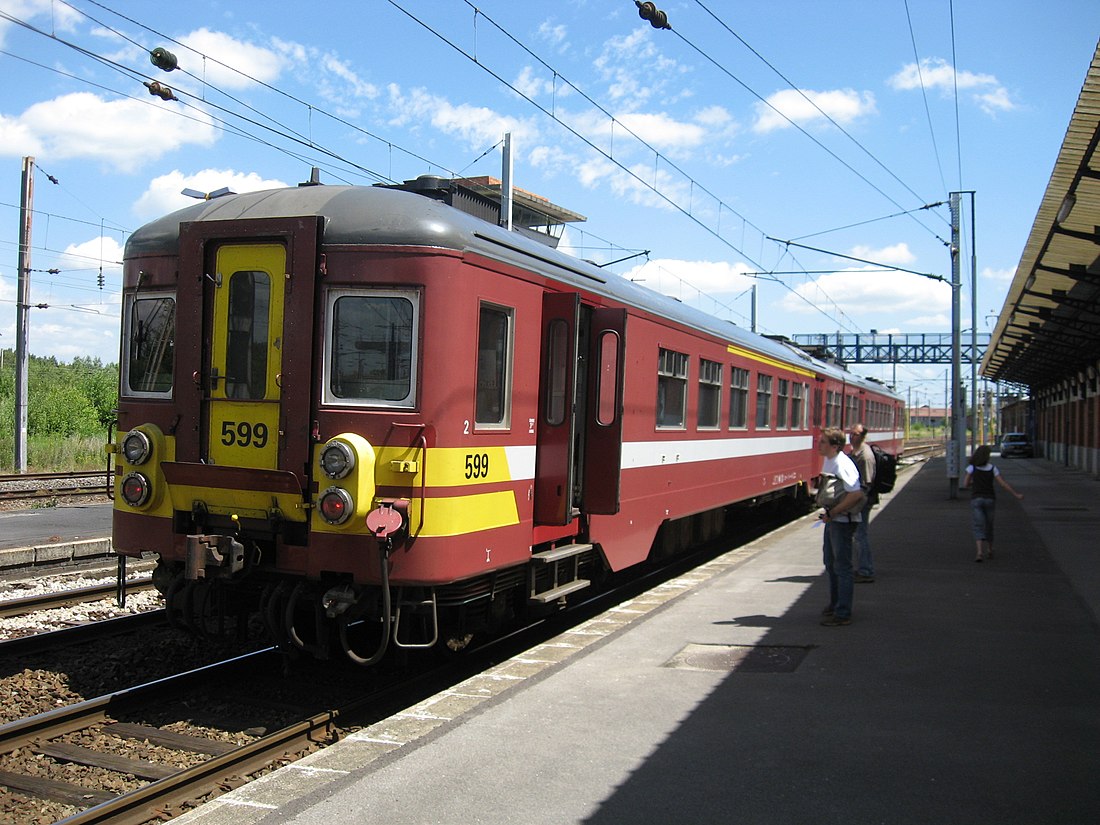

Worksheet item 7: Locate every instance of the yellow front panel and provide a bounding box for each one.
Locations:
[208,243,285,469]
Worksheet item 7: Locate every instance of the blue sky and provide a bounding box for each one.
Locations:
[1,0,1097,407]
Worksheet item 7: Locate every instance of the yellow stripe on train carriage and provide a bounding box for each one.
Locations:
[401,490,521,537]
[373,444,536,487]
[726,344,816,379]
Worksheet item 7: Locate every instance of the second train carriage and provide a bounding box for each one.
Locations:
[110,180,904,663]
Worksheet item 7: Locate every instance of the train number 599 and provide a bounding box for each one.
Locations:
[221,420,269,448]
[464,453,489,479]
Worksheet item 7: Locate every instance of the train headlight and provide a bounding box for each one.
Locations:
[122,430,152,465]
[318,487,354,525]
[320,441,355,479]
[120,472,151,507]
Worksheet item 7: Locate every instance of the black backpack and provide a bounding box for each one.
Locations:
[869,444,897,499]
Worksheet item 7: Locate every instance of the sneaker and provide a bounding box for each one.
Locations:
[854,575,875,583]
[821,606,835,616]
[820,616,851,626]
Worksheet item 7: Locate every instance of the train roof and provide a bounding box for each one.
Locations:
[126,184,901,403]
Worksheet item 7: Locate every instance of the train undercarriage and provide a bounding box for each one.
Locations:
[150,535,602,667]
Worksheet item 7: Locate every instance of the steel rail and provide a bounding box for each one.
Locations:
[0,578,154,619]
[0,610,167,658]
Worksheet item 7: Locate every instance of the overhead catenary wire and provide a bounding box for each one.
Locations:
[903,0,950,199]
[692,0,950,236]
[390,0,863,333]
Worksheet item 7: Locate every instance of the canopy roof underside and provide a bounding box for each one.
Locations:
[982,39,1100,388]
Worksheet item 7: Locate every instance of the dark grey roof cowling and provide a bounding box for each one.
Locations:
[125,185,901,403]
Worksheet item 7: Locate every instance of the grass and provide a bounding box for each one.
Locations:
[0,434,109,474]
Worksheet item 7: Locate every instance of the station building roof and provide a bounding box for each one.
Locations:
[982,39,1100,389]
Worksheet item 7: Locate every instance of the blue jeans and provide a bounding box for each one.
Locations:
[823,520,858,619]
[971,496,996,542]
[855,500,874,576]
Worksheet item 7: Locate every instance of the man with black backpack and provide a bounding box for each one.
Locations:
[849,424,877,583]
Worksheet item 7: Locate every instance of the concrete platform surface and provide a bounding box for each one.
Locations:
[166,455,1100,825]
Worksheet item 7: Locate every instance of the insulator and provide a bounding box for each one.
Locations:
[144,80,178,101]
[149,47,178,72]
[635,1,671,29]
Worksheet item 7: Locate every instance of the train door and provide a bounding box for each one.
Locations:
[533,293,626,525]
[534,293,579,525]
[175,218,320,483]
[205,243,284,469]
[582,308,626,514]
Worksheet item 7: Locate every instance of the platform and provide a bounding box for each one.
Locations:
[168,455,1100,824]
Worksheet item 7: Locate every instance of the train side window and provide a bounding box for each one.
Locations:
[697,358,722,430]
[546,319,569,426]
[225,270,271,400]
[476,303,513,429]
[776,378,789,429]
[656,348,688,429]
[729,366,749,429]
[791,382,806,430]
[844,393,860,428]
[123,292,175,397]
[324,289,418,408]
[755,374,772,429]
[596,331,620,426]
[826,390,841,428]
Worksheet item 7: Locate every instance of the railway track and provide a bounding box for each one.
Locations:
[0,471,111,504]
[0,578,154,620]
[899,439,946,460]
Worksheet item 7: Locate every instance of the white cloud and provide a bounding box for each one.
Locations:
[849,243,916,266]
[514,66,564,100]
[974,87,1015,115]
[0,92,217,171]
[0,0,81,47]
[538,20,568,49]
[59,236,126,274]
[178,28,288,88]
[319,53,379,100]
[616,112,708,151]
[134,169,289,219]
[888,58,1014,114]
[778,269,951,321]
[620,258,756,299]
[594,28,690,111]
[754,88,877,133]
[387,84,538,151]
[982,266,1015,283]
[29,313,121,364]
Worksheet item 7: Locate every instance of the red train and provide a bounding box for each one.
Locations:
[110,178,903,664]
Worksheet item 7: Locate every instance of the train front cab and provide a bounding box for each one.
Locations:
[113,216,327,639]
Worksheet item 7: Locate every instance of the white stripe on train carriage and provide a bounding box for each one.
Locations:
[503,431,900,481]
[620,434,814,470]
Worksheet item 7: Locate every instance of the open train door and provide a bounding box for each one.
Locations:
[581,308,626,515]
[533,292,580,525]
[175,217,320,485]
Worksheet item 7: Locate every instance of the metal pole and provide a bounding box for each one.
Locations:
[948,192,962,498]
[751,284,757,332]
[15,157,33,473]
[500,132,513,231]
[969,192,977,453]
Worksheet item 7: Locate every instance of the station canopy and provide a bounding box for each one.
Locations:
[982,39,1100,388]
